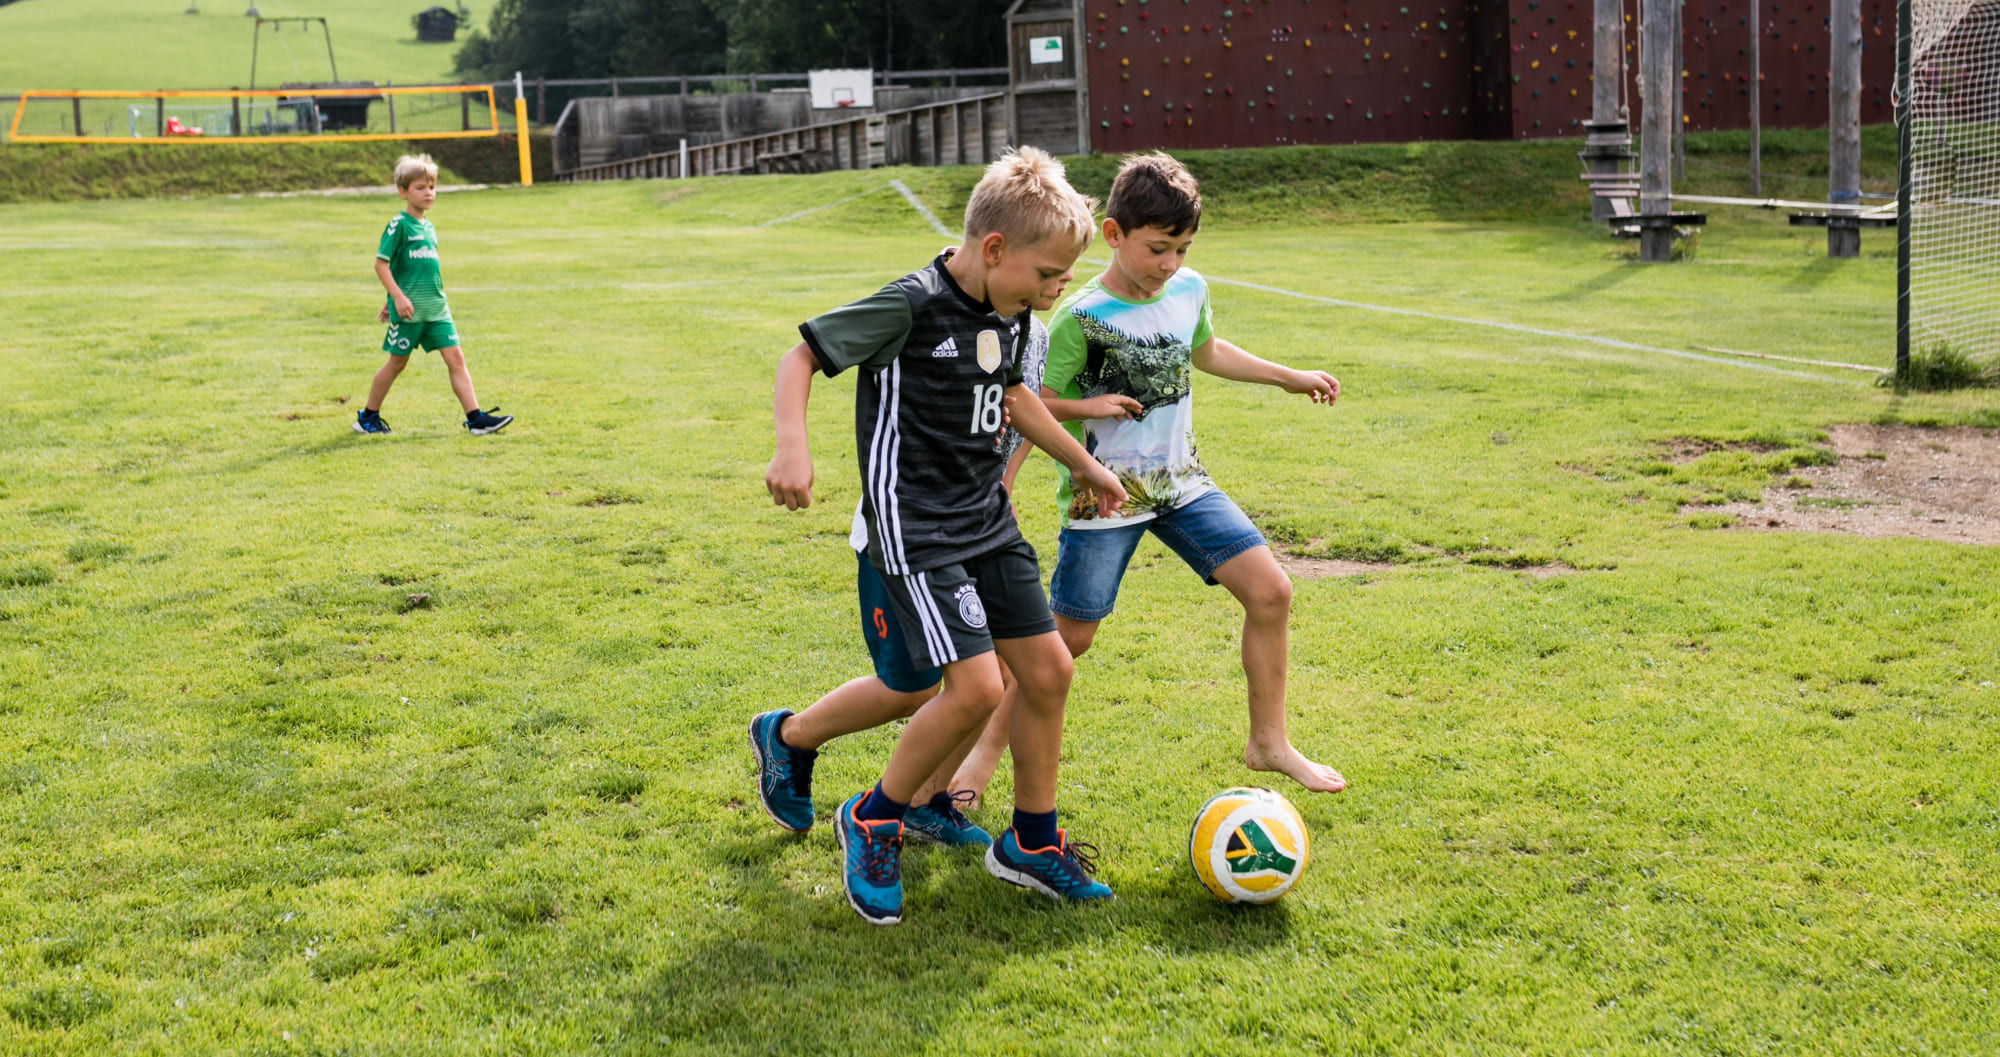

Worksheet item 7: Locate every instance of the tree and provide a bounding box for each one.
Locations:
[456,0,1011,80]
[455,0,730,79]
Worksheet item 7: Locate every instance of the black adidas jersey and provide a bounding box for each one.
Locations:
[801,255,1032,575]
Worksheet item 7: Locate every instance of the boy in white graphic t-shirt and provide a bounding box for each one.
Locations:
[1041,151,1347,795]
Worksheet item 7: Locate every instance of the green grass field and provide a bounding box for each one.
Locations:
[0,0,462,92]
[3,165,1998,1055]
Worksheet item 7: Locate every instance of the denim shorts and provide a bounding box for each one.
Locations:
[1048,489,1267,622]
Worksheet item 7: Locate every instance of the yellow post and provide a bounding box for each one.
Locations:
[513,72,533,186]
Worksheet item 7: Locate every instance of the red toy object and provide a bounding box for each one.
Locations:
[164,116,204,136]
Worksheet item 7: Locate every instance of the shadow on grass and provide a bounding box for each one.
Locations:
[1544,264,1641,302]
[1784,254,1848,291]
[612,832,1294,1054]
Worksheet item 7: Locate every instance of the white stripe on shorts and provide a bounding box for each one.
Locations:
[906,572,958,666]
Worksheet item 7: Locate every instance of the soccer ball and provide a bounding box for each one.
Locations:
[1187,786,1310,904]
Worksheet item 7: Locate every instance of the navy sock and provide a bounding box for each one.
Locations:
[1012,808,1059,850]
[855,782,908,823]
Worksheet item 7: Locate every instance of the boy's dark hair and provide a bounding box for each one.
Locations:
[1106,152,1202,237]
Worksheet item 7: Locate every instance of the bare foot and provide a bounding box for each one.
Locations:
[1244,742,1346,793]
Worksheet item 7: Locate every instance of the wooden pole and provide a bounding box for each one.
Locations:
[1828,0,1863,257]
[1582,0,1636,223]
[1639,0,1676,260]
[1750,0,1761,194]
[1672,4,1685,182]
[1593,0,1622,120]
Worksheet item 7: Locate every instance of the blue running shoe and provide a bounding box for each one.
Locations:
[905,790,992,848]
[835,792,904,926]
[748,709,815,832]
[465,407,513,435]
[353,409,392,435]
[985,827,1113,902]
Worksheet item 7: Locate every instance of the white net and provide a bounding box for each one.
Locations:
[7,87,497,143]
[1906,0,2000,361]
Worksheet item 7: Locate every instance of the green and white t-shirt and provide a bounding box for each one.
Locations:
[375,212,450,322]
[1043,268,1215,529]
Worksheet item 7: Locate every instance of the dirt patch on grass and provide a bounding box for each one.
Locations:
[1271,545,1400,580]
[1662,437,1788,463]
[1704,424,2000,544]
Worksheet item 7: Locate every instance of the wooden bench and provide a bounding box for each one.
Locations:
[1787,211,1897,229]
[755,146,818,175]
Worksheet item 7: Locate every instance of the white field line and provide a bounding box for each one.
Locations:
[760,185,895,226]
[889,179,957,239]
[1687,344,1882,373]
[1159,268,1857,383]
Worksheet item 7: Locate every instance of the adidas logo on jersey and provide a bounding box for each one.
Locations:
[931,336,958,358]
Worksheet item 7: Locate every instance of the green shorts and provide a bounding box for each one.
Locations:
[383,318,460,355]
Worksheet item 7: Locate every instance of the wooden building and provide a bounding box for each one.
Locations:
[1006,0,1089,155]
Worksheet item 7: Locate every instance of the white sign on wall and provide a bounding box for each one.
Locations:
[1028,36,1064,65]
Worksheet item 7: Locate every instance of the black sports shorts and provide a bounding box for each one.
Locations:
[876,537,1057,670]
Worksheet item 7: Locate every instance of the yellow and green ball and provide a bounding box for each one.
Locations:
[1187,786,1310,904]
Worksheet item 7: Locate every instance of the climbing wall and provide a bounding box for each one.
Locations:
[1678,0,1895,131]
[1082,0,1895,149]
[1085,0,1490,150]
[1504,0,1600,137]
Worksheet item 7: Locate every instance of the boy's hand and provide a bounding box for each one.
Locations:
[765,446,814,511]
[1284,369,1340,405]
[394,295,416,322]
[1073,460,1128,516]
[377,305,390,323]
[1081,394,1145,421]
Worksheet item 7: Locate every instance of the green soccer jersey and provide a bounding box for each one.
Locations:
[375,211,450,322]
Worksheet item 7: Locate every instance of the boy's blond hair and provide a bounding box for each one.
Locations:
[393,154,440,190]
[962,146,1097,252]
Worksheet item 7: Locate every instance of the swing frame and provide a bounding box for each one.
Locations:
[248,16,340,92]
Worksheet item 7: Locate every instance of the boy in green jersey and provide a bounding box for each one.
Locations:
[354,154,512,436]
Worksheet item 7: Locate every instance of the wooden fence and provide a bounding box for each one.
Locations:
[558,91,1011,182]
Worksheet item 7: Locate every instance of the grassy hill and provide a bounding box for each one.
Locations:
[0,0,465,91]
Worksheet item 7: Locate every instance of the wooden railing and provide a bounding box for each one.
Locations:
[557,91,1010,183]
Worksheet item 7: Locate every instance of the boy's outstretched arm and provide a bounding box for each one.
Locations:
[1192,337,1339,405]
[1006,384,1128,516]
[765,342,819,510]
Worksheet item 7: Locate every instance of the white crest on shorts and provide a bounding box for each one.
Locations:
[976,330,1002,373]
[954,583,988,629]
